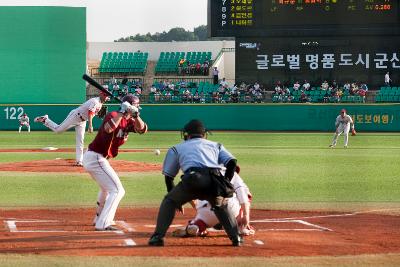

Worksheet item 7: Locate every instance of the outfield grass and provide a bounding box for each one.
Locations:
[0,131,399,209]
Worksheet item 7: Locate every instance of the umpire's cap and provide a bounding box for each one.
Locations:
[183,119,206,138]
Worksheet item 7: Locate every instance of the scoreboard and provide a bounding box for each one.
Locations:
[208,0,400,37]
[235,36,400,88]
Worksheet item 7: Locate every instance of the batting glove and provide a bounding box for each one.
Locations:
[120,101,138,115]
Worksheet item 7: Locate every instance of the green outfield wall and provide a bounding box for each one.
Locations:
[1,104,399,132]
[0,7,86,104]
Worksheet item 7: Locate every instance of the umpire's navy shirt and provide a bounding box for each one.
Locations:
[162,138,235,178]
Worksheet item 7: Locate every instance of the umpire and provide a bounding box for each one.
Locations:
[148,119,242,246]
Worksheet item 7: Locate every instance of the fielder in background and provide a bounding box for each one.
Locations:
[34,92,110,166]
[18,113,30,133]
[173,167,255,238]
[329,109,356,148]
[83,94,147,231]
[148,119,243,247]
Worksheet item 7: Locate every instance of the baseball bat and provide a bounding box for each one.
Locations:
[82,74,122,103]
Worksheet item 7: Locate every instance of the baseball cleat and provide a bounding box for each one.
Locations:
[148,234,164,246]
[75,162,83,167]
[344,145,348,148]
[186,224,199,236]
[34,115,48,123]
[329,144,335,148]
[231,235,244,247]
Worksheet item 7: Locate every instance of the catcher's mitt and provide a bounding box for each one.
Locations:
[97,105,108,119]
[351,129,357,136]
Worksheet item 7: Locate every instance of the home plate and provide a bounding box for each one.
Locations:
[42,147,58,151]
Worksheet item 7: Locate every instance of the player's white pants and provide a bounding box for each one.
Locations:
[83,150,125,229]
[331,124,350,146]
[44,109,87,163]
[19,123,30,133]
[191,197,241,228]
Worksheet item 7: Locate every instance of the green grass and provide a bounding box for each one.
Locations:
[0,131,399,208]
[1,254,400,267]
[1,131,399,266]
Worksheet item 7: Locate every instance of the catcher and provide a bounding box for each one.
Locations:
[329,109,356,148]
[172,166,255,238]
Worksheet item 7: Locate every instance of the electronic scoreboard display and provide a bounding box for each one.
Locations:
[208,0,400,37]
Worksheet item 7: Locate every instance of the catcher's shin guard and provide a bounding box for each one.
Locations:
[212,204,241,245]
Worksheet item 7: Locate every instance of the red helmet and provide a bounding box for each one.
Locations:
[122,94,140,108]
[340,109,346,113]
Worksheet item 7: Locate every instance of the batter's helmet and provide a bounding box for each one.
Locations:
[122,94,141,108]
[182,119,206,140]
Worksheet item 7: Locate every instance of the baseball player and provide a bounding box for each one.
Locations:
[34,92,110,166]
[172,167,255,238]
[329,109,356,148]
[18,113,30,133]
[148,119,242,247]
[83,94,147,231]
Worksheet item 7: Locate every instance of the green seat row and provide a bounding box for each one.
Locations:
[99,51,148,74]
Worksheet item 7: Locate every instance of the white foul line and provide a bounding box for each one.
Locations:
[293,220,332,232]
[258,229,323,232]
[116,220,135,232]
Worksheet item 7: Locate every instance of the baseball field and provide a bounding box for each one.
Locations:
[0,131,399,266]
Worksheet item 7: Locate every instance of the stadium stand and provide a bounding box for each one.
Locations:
[155,51,212,75]
[99,51,148,74]
[375,86,400,103]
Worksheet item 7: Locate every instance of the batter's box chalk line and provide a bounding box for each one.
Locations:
[250,219,333,232]
[3,219,133,234]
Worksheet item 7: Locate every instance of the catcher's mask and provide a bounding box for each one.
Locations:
[181,119,210,140]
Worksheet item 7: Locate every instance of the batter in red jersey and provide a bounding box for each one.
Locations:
[83,94,148,231]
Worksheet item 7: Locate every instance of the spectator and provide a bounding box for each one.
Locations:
[343,82,351,92]
[293,81,301,91]
[303,80,311,91]
[300,91,309,103]
[150,85,157,94]
[360,83,368,91]
[200,92,206,103]
[220,78,229,89]
[213,67,219,85]
[385,72,392,86]
[321,80,329,90]
[121,76,128,85]
[358,88,367,103]
[193,91,200,103]
[154,91,161,103]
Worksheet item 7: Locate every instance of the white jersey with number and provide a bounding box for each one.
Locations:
[75,97,103,120]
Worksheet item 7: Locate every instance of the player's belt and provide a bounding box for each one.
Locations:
[77,113,85,121]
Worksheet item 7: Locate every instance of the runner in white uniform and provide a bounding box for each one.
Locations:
[18,113,30,133]
[173,168,255,237]
[330,109,355,148]
[34,92,109,165]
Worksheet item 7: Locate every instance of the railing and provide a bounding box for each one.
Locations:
[90,68,146,76]
[153,77,213,85]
